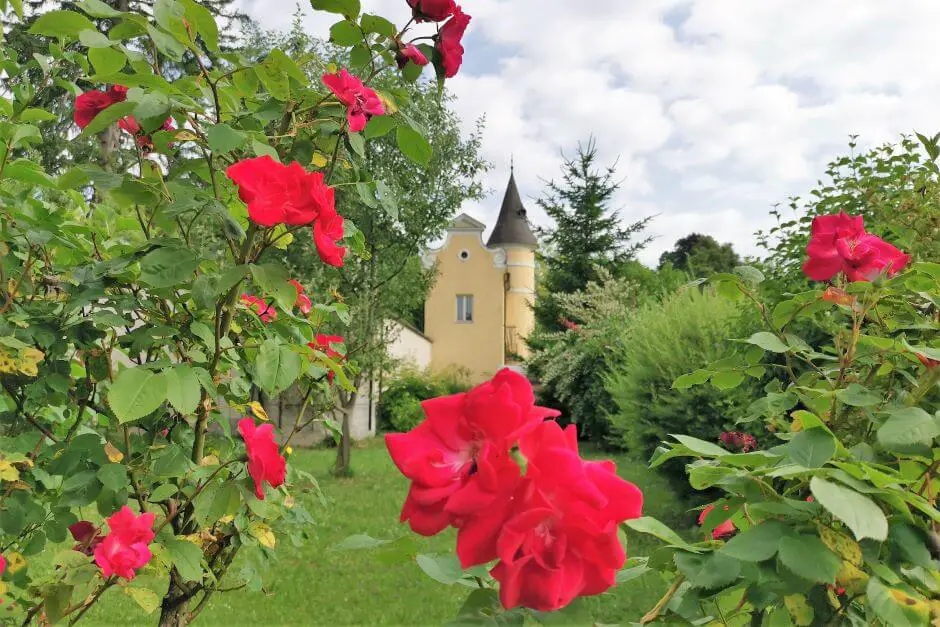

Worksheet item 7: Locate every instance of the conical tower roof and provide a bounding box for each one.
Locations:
[486,169,538,248]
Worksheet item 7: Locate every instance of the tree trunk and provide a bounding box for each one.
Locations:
[333,390,357,476]
[158,571,191,627]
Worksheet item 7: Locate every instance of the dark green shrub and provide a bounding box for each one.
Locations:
[378,367,471,432]
[605,288,760,488]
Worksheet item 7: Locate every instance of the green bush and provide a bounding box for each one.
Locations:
[379,367,471,432]
[605,288,759,483]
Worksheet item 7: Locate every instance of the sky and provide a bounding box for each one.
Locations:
[235,0,940,265]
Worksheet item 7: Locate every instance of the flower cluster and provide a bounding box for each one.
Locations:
[803,212,910,282]
[92,507,155,580]
[719,431,757,452]
[386,369,644,611]
[240,293,277,323]
[308,334,346,383]
[74,85,173,151]
[238,417,287,500]
[226,156,346,267]
[321,69,385,133]
[403,0,471,78]
[290,280,313,315]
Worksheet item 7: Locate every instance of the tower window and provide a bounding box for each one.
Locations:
[458,249,471,261]
[456,295,474,322]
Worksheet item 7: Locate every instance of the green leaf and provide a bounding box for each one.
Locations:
[78,100,136,136]
[866,578,930,627]
[624,516,699,551]
[332,533,394,551]
[164,538,203,582]
[79,29,112,47]
[745,331,788,353]
[78,0,122,17]
[40,584,74,624]
[347,131,365,157]
[311,0,360,17]
[733,265,765,284]
[674,551,741,590]
[364,115,398,139]
[396,125,432,166]
[206,123,246,154]
[329,19,362,46]
[179,0,218,51]
[107,368,167,424]
[672,370,710,389]
[877,407,938,452]
[719,520,788,561]
[256,339,301,396]
[149,484,179,502]
[710,370,746,390]
[146,24,185,61]
[360,13,396,37]
[163,366,201,416]
[836,383,881,407]
[124,587,160,614]
[416,554,465,585]
[249,263,295,311]
[809,477,888,541]
[97,463,128,491]
[139,247,198,288]
[89,46,126,75]
[3,159,55,187]
[671,434,728,457]
[784,428,836,468]
[254,49,305,101]
[776,536,840,583]
[193,481,241,526]
[29,10,95,39]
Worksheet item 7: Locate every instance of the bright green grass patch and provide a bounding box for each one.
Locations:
[61,439,688,626]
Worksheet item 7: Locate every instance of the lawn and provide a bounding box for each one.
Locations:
[71,438,688,626]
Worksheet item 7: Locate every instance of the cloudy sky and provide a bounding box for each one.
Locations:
[236,0,939,265]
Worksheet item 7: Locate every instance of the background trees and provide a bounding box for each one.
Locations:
[658,232,740,276]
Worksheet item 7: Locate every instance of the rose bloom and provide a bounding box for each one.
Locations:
[93,506,156,580]
[0,553,5,575]
[489,421,644,612]
[74,90,116,129]
[719,431,757,452]
[226,156,336,228]
[308,334,345,383]
[69,521,103,556]
[437,6,471,78]
[118,116,175,152]
[698,504,735,539]
[240,293,277,323]
[107,84,128,102]
[238,417,287,500]
[386,369,560,536]
[407,0,455,22]
[916,352,939,369]
[321,69,385,133]
[289,279,312,314]
[397,43,429,68]
[313,207,347,267]
[803,212,910,282]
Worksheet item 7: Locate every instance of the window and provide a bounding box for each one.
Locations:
[458,249,471,261]
[456,295,474,322]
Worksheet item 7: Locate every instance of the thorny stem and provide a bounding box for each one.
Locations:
[640,575,685,624]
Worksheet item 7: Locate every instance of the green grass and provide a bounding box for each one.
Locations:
[71,439,688,626]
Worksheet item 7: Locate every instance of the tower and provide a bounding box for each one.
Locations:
[487,168,538,363]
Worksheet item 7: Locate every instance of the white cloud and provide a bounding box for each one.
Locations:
[237,0,940,266]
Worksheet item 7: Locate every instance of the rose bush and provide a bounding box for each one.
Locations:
[0,0,470,623]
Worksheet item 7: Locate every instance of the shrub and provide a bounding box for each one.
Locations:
[605,287,760,469]
[379,367,471,432]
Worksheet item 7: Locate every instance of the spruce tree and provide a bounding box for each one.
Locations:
[533,138,653,331]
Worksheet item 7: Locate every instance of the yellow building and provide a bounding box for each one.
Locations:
[423,171,539,383]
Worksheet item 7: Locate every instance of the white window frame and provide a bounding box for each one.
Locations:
[456,294,474,323]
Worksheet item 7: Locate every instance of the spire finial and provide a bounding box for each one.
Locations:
[510,154,514,175]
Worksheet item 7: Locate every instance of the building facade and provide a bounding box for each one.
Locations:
[423,171,539,383]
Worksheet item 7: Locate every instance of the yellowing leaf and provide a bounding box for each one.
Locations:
[0,460,20,482]
[889,588,929,615]
[247,401,269,421]
[818,526,862,565]
[311,152,329,168]
[199,454,220,467]
[283,494,295,509]
[784,594,814,626]
[835,561,868,595]
[248,522,276,548]
[174,130,201,142]
[6,552,27,573]
[124,587,160,614]
[218,515,234,525]
[376,90,398,114]
[104,441,125,463]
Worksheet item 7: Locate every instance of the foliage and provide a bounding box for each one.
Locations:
[0,0,457,623]
[528,264,685,442]
[758,134,940,291]
[533,137,654,333]
[378,366,470,432]
[625,258,940,625]
[605,285,760,477]
[659,233,741,276]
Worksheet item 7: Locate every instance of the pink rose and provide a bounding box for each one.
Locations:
[93,506,155,580]
[436,6,471,78]
[803,212,910,282]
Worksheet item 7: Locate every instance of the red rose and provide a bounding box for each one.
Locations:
[437,6,471,78]
[803,212,910,282]
[69,521,104,556]
[93,506,155,580]
[719,431,757,452]
[407,0,455,22]
[0,554,5,575]
[238,417,287,500]
[226,156,336,228]
[313,208,347,267]
[397,44,430,69]
[106,85,128,102]
[698,504,735,539]
[289,279,312,315]
[916,352,939,369]
[240,293,277,323]
[321,69,385,133]
[308,334,346,384]
[386,369,560,536]
[490,421,643,611]
[74,90,115,129]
